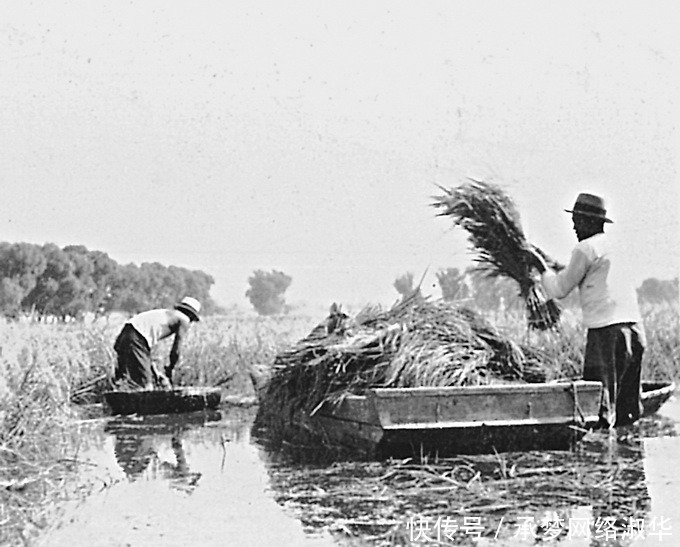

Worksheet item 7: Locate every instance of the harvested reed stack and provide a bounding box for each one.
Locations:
[432,179,562,330]
[255,294,560,442]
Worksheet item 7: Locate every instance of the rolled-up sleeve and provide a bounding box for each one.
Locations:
[541,247,588,299]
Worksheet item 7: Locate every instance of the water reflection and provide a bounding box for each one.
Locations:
[104,413,219,492]
[40,399,680,546]
[112,433,156,478]
[42,407,336,547]
[111,432,202,491]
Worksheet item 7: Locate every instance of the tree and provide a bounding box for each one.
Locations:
[180,267,218,314]
[394,272,420,298]
[24,244,74,317]
[467,271,523,313]
[0,242,47,316]
[246,270,292,315]
[637,277,679,305]
[107,263,145,314]
[436,267,470,301]
[61,245,97,317]
[0,278,24,318]
[0,240,219,319]
[87,250,119,315]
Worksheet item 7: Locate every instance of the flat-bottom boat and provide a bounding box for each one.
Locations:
[284,380,602,457]
[281,380,675,458]
[104,386,221,416]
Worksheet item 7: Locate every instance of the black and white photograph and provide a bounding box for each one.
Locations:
[0,1,678,546]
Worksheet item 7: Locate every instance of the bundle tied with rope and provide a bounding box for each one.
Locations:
[432,178,563,330]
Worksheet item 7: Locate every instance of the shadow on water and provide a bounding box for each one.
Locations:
[41,407,335,547]
[105,413,221,492]
[40,399,680,547]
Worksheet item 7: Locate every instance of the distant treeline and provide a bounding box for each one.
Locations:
[397,268,679,312]
[0,242,219,319]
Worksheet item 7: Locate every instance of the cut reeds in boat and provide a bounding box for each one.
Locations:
[255,295,562,442]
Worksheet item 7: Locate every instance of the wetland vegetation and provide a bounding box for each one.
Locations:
[0,300,677,545]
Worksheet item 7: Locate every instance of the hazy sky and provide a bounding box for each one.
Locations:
[1,1,677,311]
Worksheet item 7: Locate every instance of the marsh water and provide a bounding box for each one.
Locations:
[38,399,680,547]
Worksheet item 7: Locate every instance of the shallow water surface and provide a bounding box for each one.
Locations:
[40,408,335,547]
[40,398,680,546]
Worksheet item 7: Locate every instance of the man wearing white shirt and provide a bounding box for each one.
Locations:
[113,297,201,390]
[527,193,645,428]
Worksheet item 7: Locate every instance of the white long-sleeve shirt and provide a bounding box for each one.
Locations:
[540,232,641,329]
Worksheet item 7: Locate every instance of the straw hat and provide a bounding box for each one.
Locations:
[175,297,201,321]
[564,193,613,223]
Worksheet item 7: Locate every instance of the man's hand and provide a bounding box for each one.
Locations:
[164,365,174,387]
[526,247,548,273]
[158,373,172,390]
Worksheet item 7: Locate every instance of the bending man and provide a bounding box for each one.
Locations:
[527,193,645,428]
[113,297,201,390]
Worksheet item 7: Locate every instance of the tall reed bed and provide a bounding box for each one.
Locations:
[639,302,680,380]
[0,320,113,545]
[170,314,317,395]
[495,301,680,381]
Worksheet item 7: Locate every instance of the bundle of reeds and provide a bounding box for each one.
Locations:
[432,178,562,330]
[255,294,558,440]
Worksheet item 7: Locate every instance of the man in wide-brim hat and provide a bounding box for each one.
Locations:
[113,297,201,390]
[527,193,645,428]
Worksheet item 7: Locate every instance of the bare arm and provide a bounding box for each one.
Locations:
[167,315,190,377]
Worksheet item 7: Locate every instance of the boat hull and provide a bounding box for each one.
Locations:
[104,387,222,416]
[299,381,604,457]
[641,381,675,417]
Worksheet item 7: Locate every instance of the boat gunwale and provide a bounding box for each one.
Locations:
[317,381,674,427]
[328,380,673,403]
[380,416,600,430]
[104,386,221,397]
[368,380,602,398]
[641,381,675,399]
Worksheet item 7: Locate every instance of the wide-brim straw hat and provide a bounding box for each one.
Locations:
[175,296,201,321]
[564,192,613,223]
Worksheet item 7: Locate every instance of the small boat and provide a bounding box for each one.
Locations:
[641,381,675,417]
[104,386,222,416]
[285,380,603,458]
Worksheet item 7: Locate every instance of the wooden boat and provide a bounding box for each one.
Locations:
[279,380,676,458]
[641,381,675,417]
[104,386,222,416]
[288,380,604,457]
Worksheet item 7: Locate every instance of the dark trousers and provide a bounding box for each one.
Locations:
[583,322,645,427]
[113,324,154,389]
